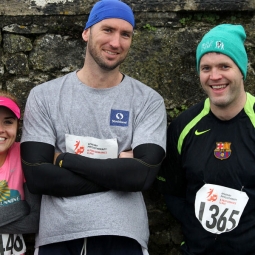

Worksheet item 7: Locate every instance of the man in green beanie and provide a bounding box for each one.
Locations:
[157,24,255,254]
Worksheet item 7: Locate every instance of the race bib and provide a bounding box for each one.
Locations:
[0,234,26,255]
[195,184,249,234]
[65,134,118,159]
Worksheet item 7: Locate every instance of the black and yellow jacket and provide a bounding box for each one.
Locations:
[158,92,255,255]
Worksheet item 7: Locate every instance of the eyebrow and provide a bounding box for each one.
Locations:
[200,61,231,66]
[219,62,231,65]
[200,64,209,68]
[4,116,16,120]
[101,25,133,34]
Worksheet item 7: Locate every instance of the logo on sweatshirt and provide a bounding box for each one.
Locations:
[110,109,129,127]
[195,129,211,135]
[214,142,231,160]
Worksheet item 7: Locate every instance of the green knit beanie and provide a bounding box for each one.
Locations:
[196,24,248,79]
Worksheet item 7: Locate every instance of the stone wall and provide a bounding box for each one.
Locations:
[1,1,255,254]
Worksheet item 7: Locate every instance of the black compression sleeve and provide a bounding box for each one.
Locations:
[21,142,108,197]
[55,143,165,192]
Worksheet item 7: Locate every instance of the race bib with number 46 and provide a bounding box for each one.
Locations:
[0,234,26,255]
[195,184,249,234]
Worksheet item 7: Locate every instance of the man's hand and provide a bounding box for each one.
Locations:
[54,152,61,164]
[119,150,133,158]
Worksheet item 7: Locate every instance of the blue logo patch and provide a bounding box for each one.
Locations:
[110,109,129,127]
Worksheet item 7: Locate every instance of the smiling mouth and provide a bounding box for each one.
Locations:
[211,84,227,89]
[0,137,6,141]
[105,50,118,55]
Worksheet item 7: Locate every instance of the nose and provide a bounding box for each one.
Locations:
[109,33,121,48]
[209,68,222,80]
[0,123,5,133]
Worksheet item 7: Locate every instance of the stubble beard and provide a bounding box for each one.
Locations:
[87,38,127,71]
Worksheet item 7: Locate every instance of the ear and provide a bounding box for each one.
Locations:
[82,29,90,42]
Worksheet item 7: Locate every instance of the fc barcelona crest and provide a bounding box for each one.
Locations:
[214,142,231,160]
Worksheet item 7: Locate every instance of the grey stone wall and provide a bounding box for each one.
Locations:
[1,1,255,254]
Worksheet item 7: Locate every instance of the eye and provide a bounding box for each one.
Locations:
[104,28,112,33]
[201,66,210,72]
[122,32,131,38]
[221,64,229,70]
[3,118,15,125]
[4,120,14,125]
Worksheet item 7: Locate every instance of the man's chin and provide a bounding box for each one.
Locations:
[99,61,123,71]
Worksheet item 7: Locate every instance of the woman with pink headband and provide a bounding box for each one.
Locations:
[0,91,41,255]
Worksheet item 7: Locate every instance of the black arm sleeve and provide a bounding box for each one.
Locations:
[55,143,165,192]
[21,142,108,197]
[0,184,41,234]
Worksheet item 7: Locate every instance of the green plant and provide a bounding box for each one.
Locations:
[181,104,188,111]
[169,108,180,118]
[168,104,188,119]
[231,16,237,22]
[143,23,156,31]
[194,13,203,21]
[179,15,192,25]
[203,13,220,24]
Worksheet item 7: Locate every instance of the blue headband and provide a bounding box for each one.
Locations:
[85,0,135,29]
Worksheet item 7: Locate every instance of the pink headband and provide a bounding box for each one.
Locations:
[0,96,20,119]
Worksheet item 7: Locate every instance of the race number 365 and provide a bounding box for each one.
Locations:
[0,234,26,255]
[195,184,249,234]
